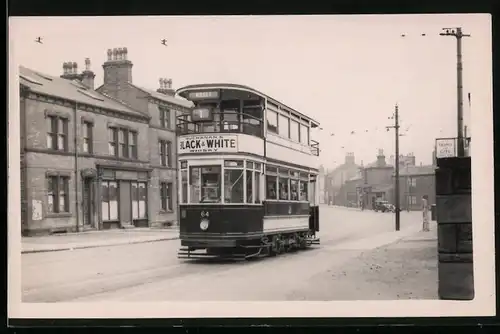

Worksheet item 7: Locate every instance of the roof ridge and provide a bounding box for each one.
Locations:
[99,91,150,118]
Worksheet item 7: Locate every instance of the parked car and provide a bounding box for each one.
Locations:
[374,200,395,213]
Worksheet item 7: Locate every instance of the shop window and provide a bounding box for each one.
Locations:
[101,181,119,221]
[131,182,148,219]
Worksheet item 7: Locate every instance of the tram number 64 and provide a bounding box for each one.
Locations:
[200,211,210,218]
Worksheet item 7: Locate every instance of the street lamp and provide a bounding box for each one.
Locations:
[439,27,471,157]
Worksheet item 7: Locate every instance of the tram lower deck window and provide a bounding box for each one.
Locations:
[190,166,222,203]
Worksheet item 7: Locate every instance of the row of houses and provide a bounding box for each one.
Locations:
[323,150,436,210]
[20,47,193,236]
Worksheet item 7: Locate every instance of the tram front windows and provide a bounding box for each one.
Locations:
[224,169,244,203]
[190,166,222,203]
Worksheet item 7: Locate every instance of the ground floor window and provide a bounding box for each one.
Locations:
[131,182,147,219]
[47,175,70,213]
[101,181,119,221]
[160,182,173,211]
[408,195,417,205]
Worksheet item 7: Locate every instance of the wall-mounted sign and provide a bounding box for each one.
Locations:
[191,107,213,122]
[178,134,238,154]
[436,139,456,158]
[187,91,220,100]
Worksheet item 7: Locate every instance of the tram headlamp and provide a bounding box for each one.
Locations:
[200,218,210,231]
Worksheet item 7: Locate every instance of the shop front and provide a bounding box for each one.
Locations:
[96,165,152,229]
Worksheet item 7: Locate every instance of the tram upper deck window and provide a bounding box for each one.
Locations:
[189,166,221,203]
[267,109,278,134]
[290,120,300,142]
[299,123,309,145]
[221,100,240,132]
[242,100,263,137]
[278,114,290,139]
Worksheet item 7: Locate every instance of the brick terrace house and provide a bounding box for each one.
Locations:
[96,47,193,228]
[20,64,152,235]
[394,164,436,211]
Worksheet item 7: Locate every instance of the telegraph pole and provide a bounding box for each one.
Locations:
[387,104,401,231]
[440,27,471,157]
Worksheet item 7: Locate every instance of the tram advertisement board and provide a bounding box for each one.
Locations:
[178,134,238,154]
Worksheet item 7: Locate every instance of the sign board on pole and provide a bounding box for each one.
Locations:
[178,134,238,154]
[436,139,457,158]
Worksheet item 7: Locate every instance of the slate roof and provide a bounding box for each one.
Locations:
[128,83,194,109]
[398,165,436,176]
[19,66,148,119]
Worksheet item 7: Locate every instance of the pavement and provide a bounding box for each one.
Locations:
[21,228,179,254]
[21,206,437,302]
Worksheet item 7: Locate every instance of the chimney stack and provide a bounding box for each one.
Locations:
[102,47,133,99]
[344,152,355,165]
[60,61,80,80]
[81,58,96,90]
[376,149,386,167]
[157,77,176,96]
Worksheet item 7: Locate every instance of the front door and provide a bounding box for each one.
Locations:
[119,180,132,226]
[82,177,94,228]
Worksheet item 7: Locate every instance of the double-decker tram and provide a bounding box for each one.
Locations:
[176,83,321,260]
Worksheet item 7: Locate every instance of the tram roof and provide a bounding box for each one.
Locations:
[176,83,320,128]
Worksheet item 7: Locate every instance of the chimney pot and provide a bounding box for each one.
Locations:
[107,49,112,61]
[85,58,91,71]
[123,47,128,60]
[112,48,118,60]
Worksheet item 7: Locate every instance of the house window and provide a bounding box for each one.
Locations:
[408,177,417,188]
[131,182,148,219]
[47,175,70,213]
[159,140,172,167]
[101,181,119,221]
[160,182,173,211]
[108,127,138,159]
[46,115,68,151]
[408,195,417,205]
[159,107,171,129]
[82,121,93,153]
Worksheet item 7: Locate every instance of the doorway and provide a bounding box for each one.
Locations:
[82,177,95,229]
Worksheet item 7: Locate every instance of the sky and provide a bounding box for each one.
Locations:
[10,14,492,169]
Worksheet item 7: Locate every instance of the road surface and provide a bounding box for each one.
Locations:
[22,206,424,302]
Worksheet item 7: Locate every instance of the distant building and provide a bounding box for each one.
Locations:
[388,153,416,167]
[318,165,327,204]
[337,149,394,208]
[324,152,360,205]
[393,164,436,211]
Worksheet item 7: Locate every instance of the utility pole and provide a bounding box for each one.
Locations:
[387,104,401,231]
[440,27,471,157]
